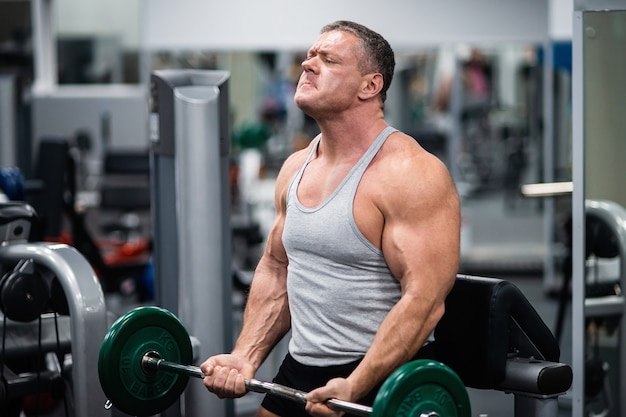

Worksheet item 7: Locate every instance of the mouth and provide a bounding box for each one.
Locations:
[297,80,315,91]
[297,73,315,89]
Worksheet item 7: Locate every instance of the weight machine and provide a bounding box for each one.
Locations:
[0,202,110,417]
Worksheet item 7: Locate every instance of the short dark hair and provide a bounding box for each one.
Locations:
[321,20,395,104]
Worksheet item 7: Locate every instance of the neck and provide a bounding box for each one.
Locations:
[315,108,387,161]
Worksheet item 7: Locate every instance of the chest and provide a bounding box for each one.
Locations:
[295,159,384,248]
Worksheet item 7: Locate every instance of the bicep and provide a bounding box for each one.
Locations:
[381,160,460,299]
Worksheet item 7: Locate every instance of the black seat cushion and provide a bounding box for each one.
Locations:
[417,275,560,389]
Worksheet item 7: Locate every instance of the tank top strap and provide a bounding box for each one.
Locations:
[287,127,398,202]
[287,134,322,200]
[350,126,398,176]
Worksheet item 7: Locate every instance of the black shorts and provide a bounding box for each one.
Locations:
[260,353,382,417]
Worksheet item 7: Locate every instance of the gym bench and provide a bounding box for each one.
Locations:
[417,274,573,417]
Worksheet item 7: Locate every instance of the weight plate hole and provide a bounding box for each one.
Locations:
[141,351,162,376]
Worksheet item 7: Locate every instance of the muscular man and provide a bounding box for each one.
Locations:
[201,20,460,417]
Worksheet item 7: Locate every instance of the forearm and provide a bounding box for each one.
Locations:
[347,293,444,400]
[231,258,291,370]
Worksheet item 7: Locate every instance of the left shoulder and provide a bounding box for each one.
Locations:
[373,131,451,188]
[362,130,459,220]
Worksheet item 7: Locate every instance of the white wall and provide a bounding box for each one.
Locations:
[56,0,141,48]
[143,0,550,51]
[53,0,577,52]
[550,0,574,40]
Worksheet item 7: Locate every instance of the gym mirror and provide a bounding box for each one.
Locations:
[56,0,142,84]
[573,7,626,417]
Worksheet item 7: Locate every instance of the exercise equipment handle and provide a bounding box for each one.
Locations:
[143,356,372,416]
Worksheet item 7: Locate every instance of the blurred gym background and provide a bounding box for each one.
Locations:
[1,1,625,417]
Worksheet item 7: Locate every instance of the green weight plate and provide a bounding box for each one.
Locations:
[98,306,193,416]
[372,359,471,417]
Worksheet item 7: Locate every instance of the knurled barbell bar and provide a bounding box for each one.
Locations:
[98,306,471,417]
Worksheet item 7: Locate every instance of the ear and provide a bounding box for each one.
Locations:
[358,72,384,101]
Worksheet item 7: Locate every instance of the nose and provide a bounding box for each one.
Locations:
[301,56,315,72]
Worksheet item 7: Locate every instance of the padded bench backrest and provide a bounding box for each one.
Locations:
[418,274,560,389]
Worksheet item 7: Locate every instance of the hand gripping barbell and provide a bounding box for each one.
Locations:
[98,306,471,417]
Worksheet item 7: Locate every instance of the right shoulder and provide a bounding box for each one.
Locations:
[273,145,312,208]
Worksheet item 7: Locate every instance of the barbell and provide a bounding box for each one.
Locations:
[98,306,471,417]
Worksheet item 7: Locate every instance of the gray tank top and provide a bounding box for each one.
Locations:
[282,126,401,366]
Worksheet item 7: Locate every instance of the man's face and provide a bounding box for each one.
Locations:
[294,30,366,118]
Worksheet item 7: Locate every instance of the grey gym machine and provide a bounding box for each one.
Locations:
[0,202,110,417]
[149,70,234,417]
